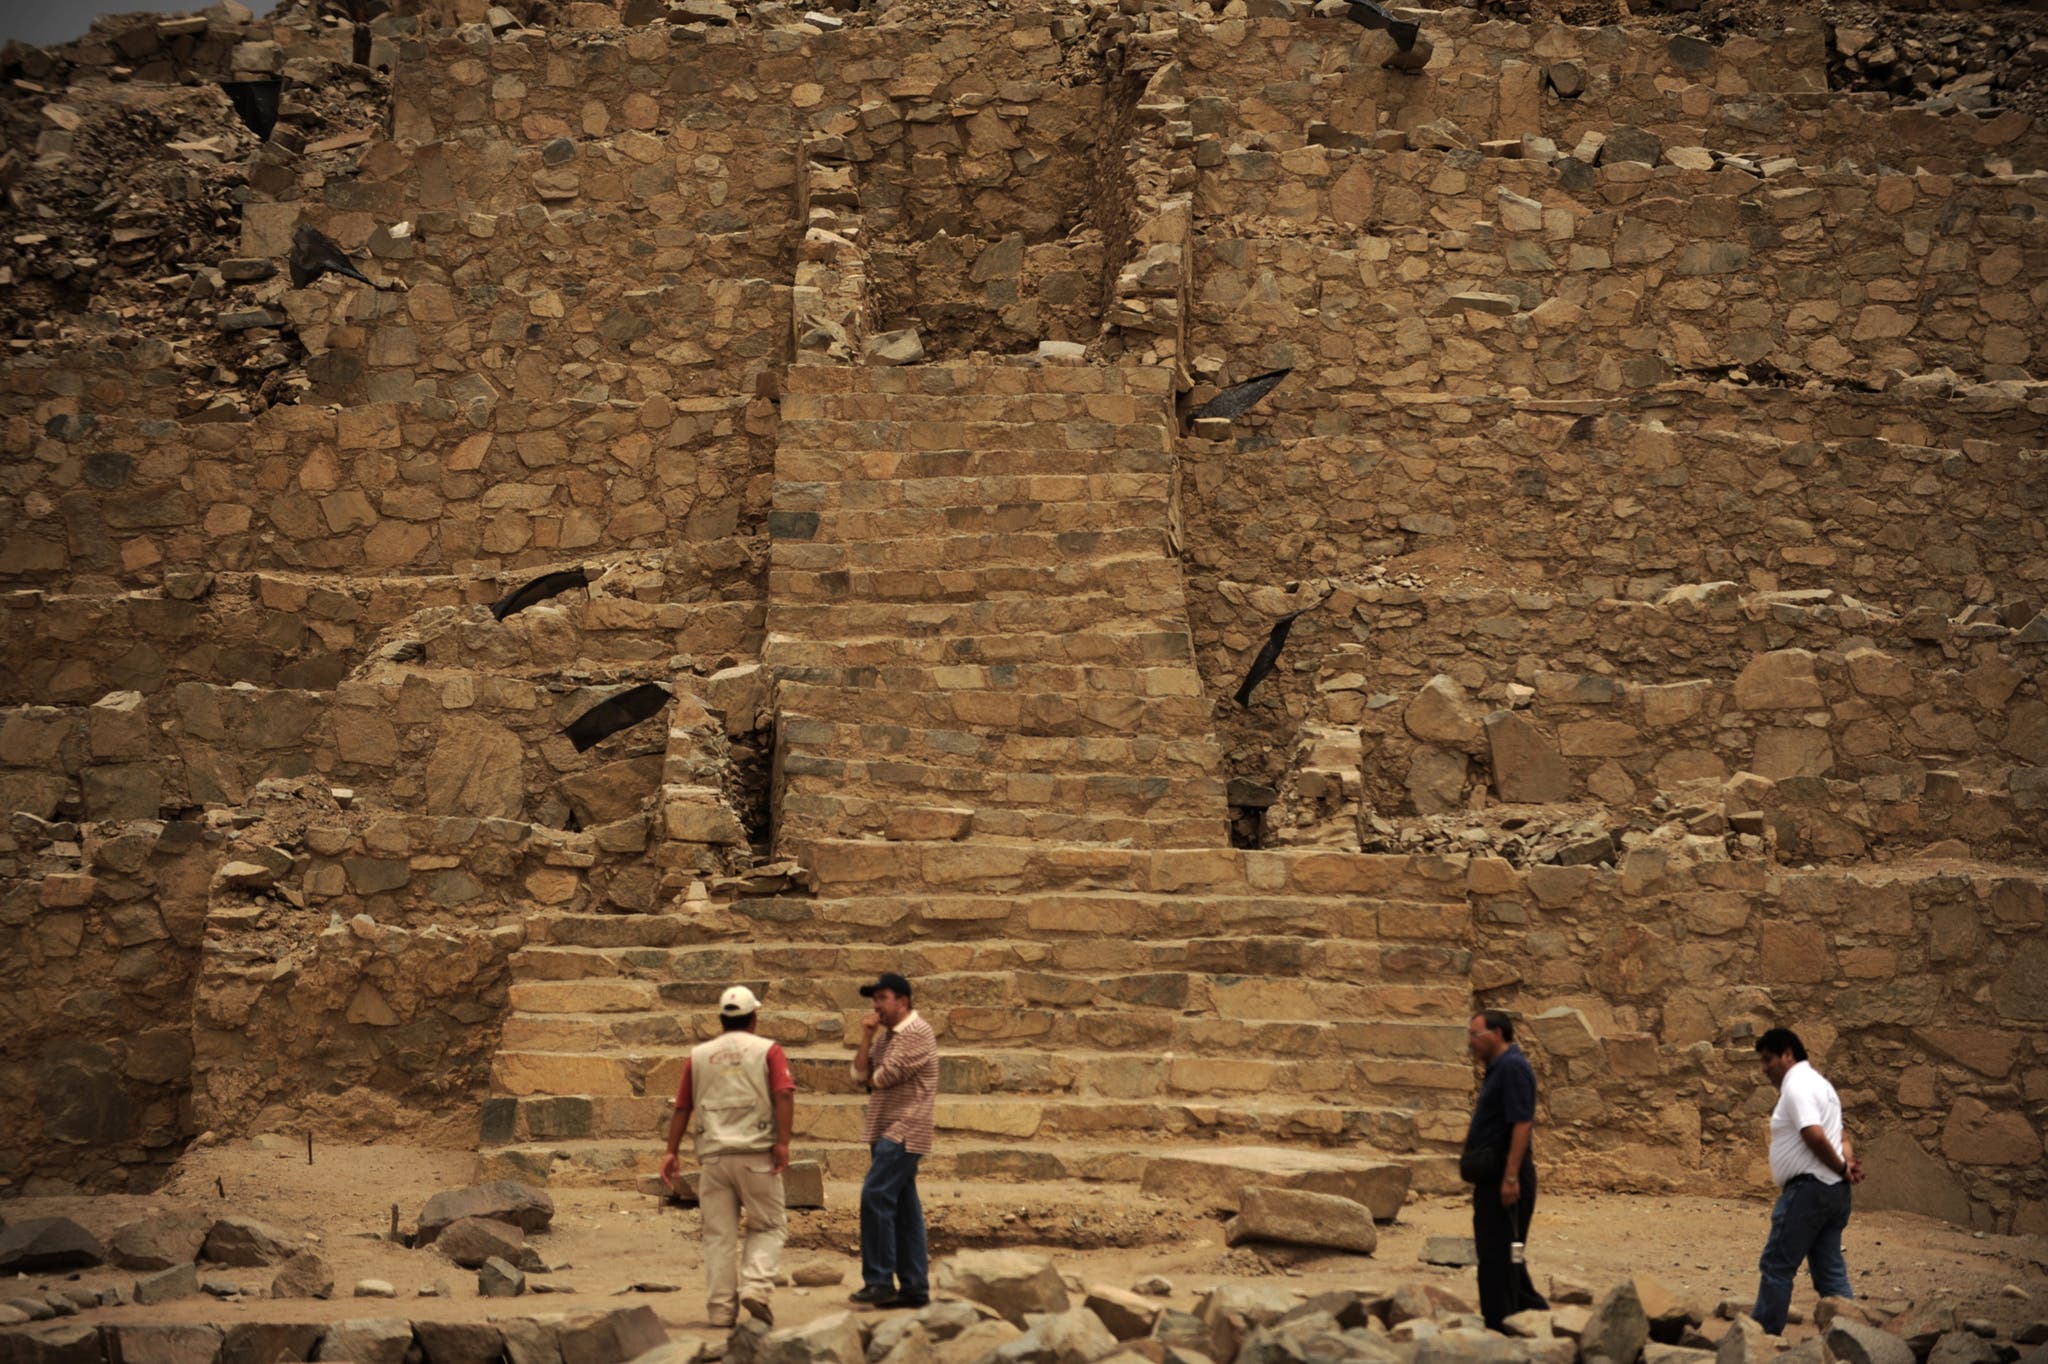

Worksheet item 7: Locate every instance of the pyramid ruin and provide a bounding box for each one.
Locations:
[1,0,2044,1244]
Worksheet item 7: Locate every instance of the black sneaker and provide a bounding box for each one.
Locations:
[849,1285,891,1305]
[875,1292,930,1311]
[741,1296,774,1326]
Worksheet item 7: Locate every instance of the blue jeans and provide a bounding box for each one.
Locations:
[859,1137,927,1296]
[1753,1175,1853,1334]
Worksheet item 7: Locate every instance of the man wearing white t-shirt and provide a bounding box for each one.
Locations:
[1751,1027,1864,1334]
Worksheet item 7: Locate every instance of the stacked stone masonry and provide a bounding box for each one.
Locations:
[0,0,2043,1246]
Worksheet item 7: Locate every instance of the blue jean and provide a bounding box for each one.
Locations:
[859,1137,927,1296]
[1753,1175,1853,1334]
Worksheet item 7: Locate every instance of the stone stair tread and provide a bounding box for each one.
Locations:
[766,556,1187,601]
[778,452,1175,484]
[775,795,1228,850]
[768,598,1188,636]
[770,527,1170,571]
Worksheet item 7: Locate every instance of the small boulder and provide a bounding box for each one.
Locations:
[436,1216,526,1268]
[1829,1322,1917,1364]
[271,1249,334,1300]
[0,1218,107,1273]
[110,1211,212,1270]
[415,1321,508,1364]
[352,1280,399,1299]
[479,1257,526,1298]
[1086,1286,1162,1341]
[316,1318,413,1364]
[1421,1236,1478,1267]
[134,1264,199,1306]
[1197,1283,1302,1361]
[994,1308,1117,1364]
[202,1217,296,1267]
[794,1261,845,1288]
[417,1182,555,1242]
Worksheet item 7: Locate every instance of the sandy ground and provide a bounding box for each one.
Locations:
[7,1142,2046,1346]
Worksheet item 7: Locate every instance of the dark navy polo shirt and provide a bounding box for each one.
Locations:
[1464,1042,1537,1156]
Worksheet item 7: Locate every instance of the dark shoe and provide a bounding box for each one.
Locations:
[742,1297,774,1326]
[849,1285,891,1305]
[875,1292,930,1311]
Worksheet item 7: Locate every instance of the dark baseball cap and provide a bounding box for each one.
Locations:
[858,972,913,999]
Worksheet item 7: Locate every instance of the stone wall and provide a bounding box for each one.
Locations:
[0,816,217,1194]
[1460,855,2048,1234]
[1192,150,2046,394]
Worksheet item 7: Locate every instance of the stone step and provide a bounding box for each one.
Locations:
[773,681,1214,737]
[775,497,1170,543]
[764,628,1196,670]
[768,597,1187,640]
[474,1135,1457,1193]
[499,1007,1469,1064]
[771,526,1170,573]
[783,363,1175,399]
[774,659,1206,700]
[767,554,1188,605]
[776,417,1168,456]
[777,448,1175,486]
[775,794,1228,850]
[510,934,1467,989]
[475,1091,1462,1153]
[781,839,1468,899]
[775,717,1221,776]
[781,390,1169,423]
[504,969,1472,1026]
[775,755,1226,819]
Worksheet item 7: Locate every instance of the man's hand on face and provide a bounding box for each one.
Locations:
[861,1010,882,1035]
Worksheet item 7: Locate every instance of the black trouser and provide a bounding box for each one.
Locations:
[1472,1153,1546,1330]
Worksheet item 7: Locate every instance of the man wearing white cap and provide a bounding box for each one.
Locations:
[660,984,796,1328]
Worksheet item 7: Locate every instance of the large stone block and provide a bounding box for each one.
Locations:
[418,1182,556,1242]
[0,1218,105,1274]
[1733,651,1823,710]
[118,1325,224,1364]
[1940,1096,2041,1166]
[1139,1147,1410,1222]
[1224,1186,1377,1254]
[1485,710,1571,803]
[1581,1282,1648,1364]
[556,1308,667,1364]
[1856,1130,1971,1226]
[313,1320,412,1364]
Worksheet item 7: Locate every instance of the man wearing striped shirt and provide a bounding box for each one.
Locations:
[848,971,939,1311]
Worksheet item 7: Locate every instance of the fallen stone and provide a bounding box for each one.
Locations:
[1486,710,1573,803]
[1600,126,1664,166]
[110,1210,213,1269]
[1225,1186,1377,1255]
[114,1324,224,1364]
[935,1250,1069,1326]
[1422,1236,1478,1267]
[995,1307,1118,1364]
[1583,1282,1649,1364]
[271,1249,334,1300]
[1504,1312,1554,1339]
[437,1216,527,1268]
[352,1279,399,1298]
[0,1217,106,1273]
[864,329,925,366]
[1830,1322,1917,1364]
[418,1182,555,1241]
[794,1262,845,1287]
[1388,1283,1476,1325]
[202,1216,295,1267]
[1086,1285,1161,1341]
[479,1257,526,1298]
[1198,1283,1303,1361]
[134,1263,199,1306]
[1927,1331,1999,1364]
[1134,1277,1173,1298]
[1887,1302,1958,1358]
[1139,1147,1409,1221]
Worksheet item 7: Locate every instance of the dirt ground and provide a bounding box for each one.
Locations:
[8,1142,2046,1346]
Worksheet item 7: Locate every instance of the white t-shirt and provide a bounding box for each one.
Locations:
[1769,1060,1845,1187]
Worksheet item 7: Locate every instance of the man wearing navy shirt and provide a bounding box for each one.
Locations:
[1462,1009,1548,1331]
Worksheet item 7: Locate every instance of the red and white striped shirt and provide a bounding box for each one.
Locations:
[853,1010,939,1154]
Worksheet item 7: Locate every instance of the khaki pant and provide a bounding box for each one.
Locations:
[699,1150,786,1323]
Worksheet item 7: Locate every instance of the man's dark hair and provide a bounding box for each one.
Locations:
[721,1012,756,1032]
[1755,1027,1806,1061]
[1476,1009,1515,1042]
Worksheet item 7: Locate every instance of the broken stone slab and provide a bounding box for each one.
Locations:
[417,1181,555,1241]
[416,1320,508,1364]
[113,1324,223,1364]
[933,1250,1069,1327]
[1086,1285,1162,1341]
[1199,1283,1305,1361]
[1224,1186,1378,1255]
[479,1257,526,1298]
[1139,1146,1410,1222]
[1421,1236,1478,1267]
[0,1218,107,1273]
[1829,1322,1917,1364]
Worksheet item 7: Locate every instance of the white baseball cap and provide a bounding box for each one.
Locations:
[719,985,761,1017]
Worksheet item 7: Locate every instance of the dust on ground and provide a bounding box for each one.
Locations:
[6,1142,2045,1344]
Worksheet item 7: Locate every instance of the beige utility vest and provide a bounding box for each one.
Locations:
[690,1030,776,1157]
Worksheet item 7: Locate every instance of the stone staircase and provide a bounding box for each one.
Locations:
[762,363,1229,852]
[478,840,1478,1192]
